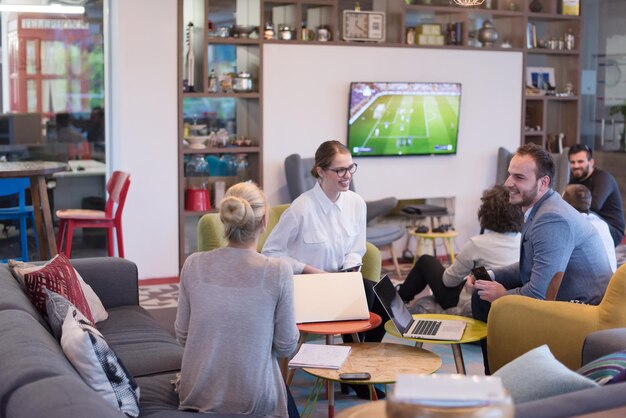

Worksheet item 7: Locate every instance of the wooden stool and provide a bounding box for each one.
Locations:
[409,230,457,265]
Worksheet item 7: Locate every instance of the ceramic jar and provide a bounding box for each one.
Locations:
[478,20,498,47]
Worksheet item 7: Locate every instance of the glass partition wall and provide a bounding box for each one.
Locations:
[0,0,105,260]
[580,0,626,220]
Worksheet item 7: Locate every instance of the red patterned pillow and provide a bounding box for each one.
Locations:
[24,254,94,323]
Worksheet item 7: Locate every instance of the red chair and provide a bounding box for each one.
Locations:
[56,171,130,258]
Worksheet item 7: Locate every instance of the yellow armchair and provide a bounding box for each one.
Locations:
[197,213,226,251]
[197,204,382,280]
[488,263,626,372]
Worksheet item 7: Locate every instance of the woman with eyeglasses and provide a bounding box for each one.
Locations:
[262,140,386,400]
[263,140,364,274]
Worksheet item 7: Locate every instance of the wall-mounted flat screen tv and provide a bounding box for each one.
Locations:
[347,82,462,157]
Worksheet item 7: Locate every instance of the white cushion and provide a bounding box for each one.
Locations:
[61,307,140,416]
[493,345,599,403]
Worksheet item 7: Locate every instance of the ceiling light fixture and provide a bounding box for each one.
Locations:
[0,4,84,14]
[452,0,486,6]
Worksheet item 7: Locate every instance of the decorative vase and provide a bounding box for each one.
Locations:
[529,0,542,12]
[478,20,498,47]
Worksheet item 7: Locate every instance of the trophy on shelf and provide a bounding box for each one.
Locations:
[183,22,195,92]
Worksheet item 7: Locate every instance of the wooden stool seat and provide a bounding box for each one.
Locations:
[57,209,108,220]
[409,230,457,265]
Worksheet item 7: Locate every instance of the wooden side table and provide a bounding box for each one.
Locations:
[409,230,457,265]
[384,313,487,374]
[302,342,441,418]
[286,313,382,386]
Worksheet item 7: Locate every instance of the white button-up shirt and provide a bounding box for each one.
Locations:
[262,182,367,274]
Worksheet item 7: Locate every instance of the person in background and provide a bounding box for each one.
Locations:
[54,112,87,144]
[397,185,522,317]
[562,184,617,273]
[175,182,299,417]
[472,143,612,373]
[87,106,105,144]
[262,140,387,399]
[568,144,625,246]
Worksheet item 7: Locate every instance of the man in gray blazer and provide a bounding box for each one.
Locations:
[473,143,612,317]
[471,144,613,372]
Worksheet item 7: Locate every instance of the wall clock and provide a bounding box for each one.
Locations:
[342,10,386,42]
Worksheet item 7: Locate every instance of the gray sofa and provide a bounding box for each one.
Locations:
[515,328,626,418]
[0,257,252,418]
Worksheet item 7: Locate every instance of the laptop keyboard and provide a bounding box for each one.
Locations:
[413,320,441,336]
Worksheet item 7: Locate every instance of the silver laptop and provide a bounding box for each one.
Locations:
[373,275,466,341]
[293,272,370,324]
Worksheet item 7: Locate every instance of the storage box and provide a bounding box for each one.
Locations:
[416,24,441,36]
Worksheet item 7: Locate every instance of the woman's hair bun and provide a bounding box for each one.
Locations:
[220,195,253,227]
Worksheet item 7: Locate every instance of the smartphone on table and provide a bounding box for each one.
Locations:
[339,372,371,380]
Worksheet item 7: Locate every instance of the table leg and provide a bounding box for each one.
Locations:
[286,332,307,386]
[444,237,456,264]
[451,344,466,374]
[328,380,334,418]
[36,176,57,259]
[29,176,48,260]
[302,377,325,418]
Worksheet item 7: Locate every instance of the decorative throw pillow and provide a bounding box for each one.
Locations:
[9,256,108,322]
[45,288,77,340]
[493,345,599,403]
[22,253,94,323]
[577,349,626,385]
[61,308,140,417]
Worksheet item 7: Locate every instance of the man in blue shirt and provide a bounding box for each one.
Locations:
[471,143,612,372]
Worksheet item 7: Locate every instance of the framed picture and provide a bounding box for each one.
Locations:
[527,66,556,90]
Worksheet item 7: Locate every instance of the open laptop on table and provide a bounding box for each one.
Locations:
[293,272,370,324]
[373,275,466,341]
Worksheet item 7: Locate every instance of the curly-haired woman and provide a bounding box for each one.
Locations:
[397,185,523,317]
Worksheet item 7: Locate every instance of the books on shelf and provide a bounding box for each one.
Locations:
[288,343,351,370]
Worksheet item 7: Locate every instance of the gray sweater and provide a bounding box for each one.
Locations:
[175,247,299,416]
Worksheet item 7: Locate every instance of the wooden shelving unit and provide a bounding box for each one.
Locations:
[177,0,582,266]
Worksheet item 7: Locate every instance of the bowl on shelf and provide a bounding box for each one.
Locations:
[186,136,209,149]
[232,25,258,38]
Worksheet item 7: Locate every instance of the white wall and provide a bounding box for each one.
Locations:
[263,44,523,246]
[106,9,522,277]
[109,0,179,279]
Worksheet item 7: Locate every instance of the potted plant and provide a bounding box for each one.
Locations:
[609,102,626,152]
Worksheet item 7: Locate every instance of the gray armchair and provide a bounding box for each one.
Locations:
[496,146,570,193]
[284,153,405,278]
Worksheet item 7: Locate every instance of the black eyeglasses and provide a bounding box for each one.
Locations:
[326,163,358,177]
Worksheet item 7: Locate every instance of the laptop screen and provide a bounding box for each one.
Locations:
[373,275,414,333]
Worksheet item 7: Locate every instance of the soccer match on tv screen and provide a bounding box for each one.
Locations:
[347,82,462,157]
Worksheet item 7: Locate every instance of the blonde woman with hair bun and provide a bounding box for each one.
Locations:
[175,182,299,417]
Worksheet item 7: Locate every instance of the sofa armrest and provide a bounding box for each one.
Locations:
[488,295,599,371]
[582,328,626,366]
[514,382,626,418]
[71,257,139,309]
